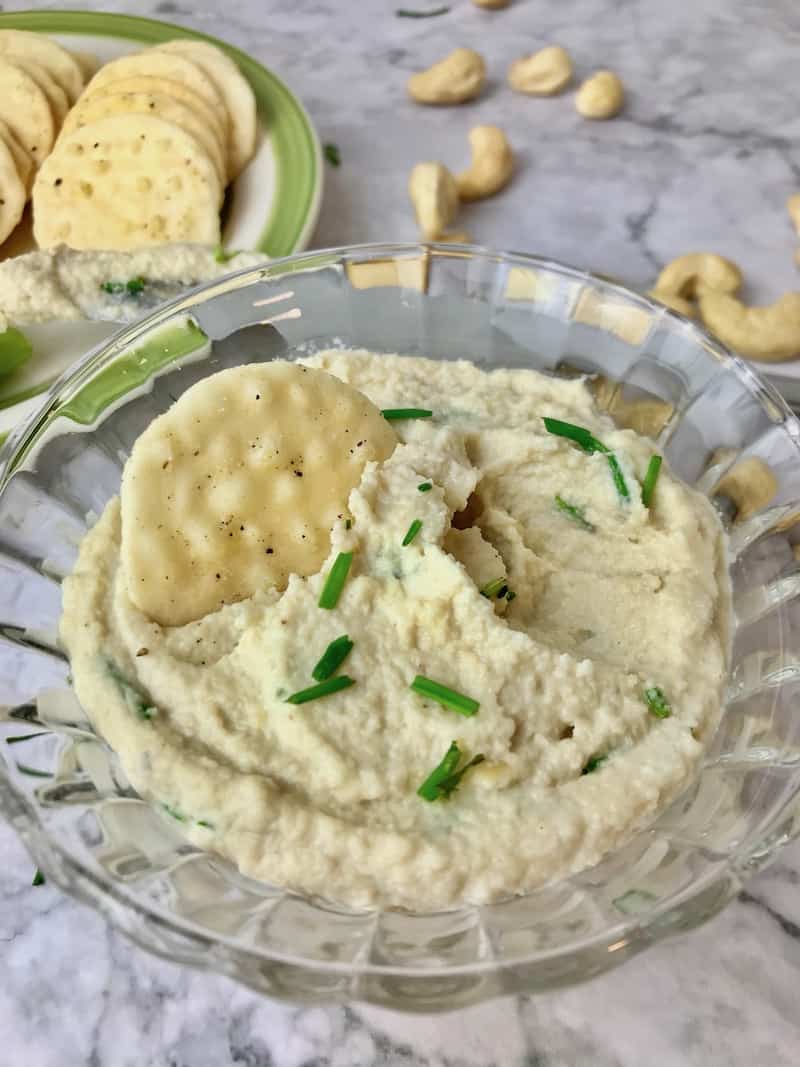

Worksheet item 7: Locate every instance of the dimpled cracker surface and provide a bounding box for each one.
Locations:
[32,114,221,250]
[0,29,85,103]
[120,362,398,626]
[84,52,226,125]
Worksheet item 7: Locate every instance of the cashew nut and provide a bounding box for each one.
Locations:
[508,45,573,95]
[575,70,625,119]
[655,253,743,300]
[788,193,800,236]
[457,125,514,202]
[647,290,696,318]
[407,48,487,106]
[698,288,800,362]
[711,453,778,522]
[408,162,460,240]
[473,0,510,7]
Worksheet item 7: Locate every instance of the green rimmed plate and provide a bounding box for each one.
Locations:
[0,9,323,256]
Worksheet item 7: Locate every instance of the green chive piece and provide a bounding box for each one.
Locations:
[100,277,146,297]
[605,453,630,500]
[506,590,517,602]
[644,686,672,718]
[641,455,663,508]
[543,417,598,453]
[162,803,185,822]
[323,142,341,167]
[435,754,485,797]
[311,634,354,682]
[544,418,629,501]
[126,276,146,296]
[106,661,157,720]
[345,518,352,530]
[417,742,484,801]
[417,741,461,801]
[0,326,33,378]
[318,551,354,609]
[14,763,52,778]
[554,495,595,532]
[381,408,433,421]
[480,577,509,598]
[286,675,356,705]
[582,754,608,775]
[5,732,48,744]
[213,244,237,264]
[410,674,479,716]
[396,5,450,16]
[197,819,214,829]
[100,280,124,294]
[417,481,433,492]
[402,519,423,546]
[32,868,45,886]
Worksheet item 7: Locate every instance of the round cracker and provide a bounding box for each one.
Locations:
[81,75,228,160]
[60,90,227,187]
[6,57,69,127]
[84,52,227,129]
[32,114,222,251]
[0,118,33,194]
[0,58,55,164]
[120,362,398,626]
[0,29,84,103]
[0,135,26,246]
[155,39,256,179]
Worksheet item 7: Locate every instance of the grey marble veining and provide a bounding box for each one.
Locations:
[3,0,800,1064]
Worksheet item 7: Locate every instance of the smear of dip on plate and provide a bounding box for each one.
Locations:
[60,350,730,910]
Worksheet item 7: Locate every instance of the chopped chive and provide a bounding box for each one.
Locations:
[396,5,450,16]
[582,753,608,775]
[641,455,662,508]
[197,819,214,829]
[480,577,509,598]
[312,634,354,682]
[286,675,356,704]
[435,754,485,797]
[410,675,479,716]
[506,590,517,602]
[544,417,629,501]
[402,519,423,546]
[418,742,484,801]
[126,276,146,296]
[5,732,48,744]
[14,763,52,778]
[323,142,341,167]
[644,686,672,718]
[32,868,45,886]
[106,661,157,720]
[605,453,630,500]
[162,803,185,822]
[543,417,598,453]
[381,408,433,421]
[554,495,595,532]
[417,481,433,492]
[417,741,461,801]
[213,244,236,264]
[345,518,352,530]
[318,551,354,609]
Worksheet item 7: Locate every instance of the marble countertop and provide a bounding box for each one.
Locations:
[3,0,800,1064]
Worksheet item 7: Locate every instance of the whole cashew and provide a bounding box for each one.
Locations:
[408,162,460,240]
[575,71,625,119]
[655,253,743,299]
[698,287,800,362]
[457,125,514,201]
[647,290,696,318]
[788,193,800,236]
[508,45,573,95]
[407,48,487,106]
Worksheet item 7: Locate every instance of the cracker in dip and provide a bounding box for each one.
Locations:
[60,350,730,910]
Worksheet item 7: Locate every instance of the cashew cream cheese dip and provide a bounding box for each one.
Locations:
[60,350,730,910]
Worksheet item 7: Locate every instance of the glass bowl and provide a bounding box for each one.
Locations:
[3,243,800,1012]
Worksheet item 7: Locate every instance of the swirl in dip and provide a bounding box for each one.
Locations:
[61,350,729,910]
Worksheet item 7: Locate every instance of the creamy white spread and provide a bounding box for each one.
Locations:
[60,350,730,910]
